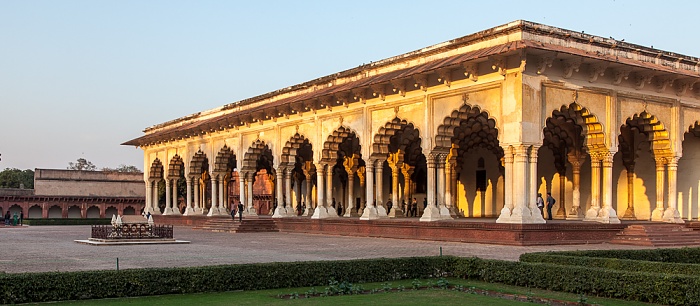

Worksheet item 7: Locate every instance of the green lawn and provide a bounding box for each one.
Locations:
[34,278,658,306]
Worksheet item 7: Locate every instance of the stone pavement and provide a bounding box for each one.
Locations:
[0,225,652,274]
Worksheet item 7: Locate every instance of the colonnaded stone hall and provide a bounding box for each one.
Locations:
[124,20,700,237]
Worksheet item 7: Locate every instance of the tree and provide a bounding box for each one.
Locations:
[0,168,34,189]
[102,164,142,173]
[67,158,96,171]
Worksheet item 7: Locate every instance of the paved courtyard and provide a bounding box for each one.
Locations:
[0,225,652,274]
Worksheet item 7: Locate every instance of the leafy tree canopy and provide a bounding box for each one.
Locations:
[0,168,34,189]
[67,158,96,171]
[102,164,142,173]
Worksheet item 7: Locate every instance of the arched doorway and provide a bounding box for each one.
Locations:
[322,126,364,217]
[242,140,275,215]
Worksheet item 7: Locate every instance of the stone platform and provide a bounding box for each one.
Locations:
[155,215,630,246]
[75,238,190,246]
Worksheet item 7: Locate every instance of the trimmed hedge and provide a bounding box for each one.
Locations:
[519,253,700,276]
[528,247,700,264]
[0,256,455,304]
[453,257,700,305]
[23,218,111,226]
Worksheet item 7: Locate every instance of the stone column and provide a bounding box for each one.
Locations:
[284,168,294,217]
[421,153,441,221]
[529,146,545,223]
[651,157,666,221]
[152,180,161,215]
[312,164,329,219]
[620,165,636,219]
[144,181,153,214]
[375,160,387,217]
[303,165,313,216]
[436,154,452,219]
[326,165,337,216]
[387,152,404,218]
[450,163,459,217]
[193,178,202,214]
[360,160,378,220]
[584,154,601,221]
[566,156,583,220]
[172,178,181,215]
[556,172,566,218]
[357,166,366,213]
[246,173,256,215]
[344,167,355,217]
[273,168,286,218]
[207,176,219,216]
[663,157,684,223]
[501,145,532,223]
[238,174,246,215]
[597,153,620,223]
[218,177,225,214]
[164,179,172,215]
[184,177,195,215]
[496,149,514,223]
[293,174,300,215]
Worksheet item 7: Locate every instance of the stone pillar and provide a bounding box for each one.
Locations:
[184,177,195,215]
[556,172,566,219]
[421,153,441,221]
[207,176,219,216]
[218,177,225,214]
[326,165,337,216]
[529,146,545,223]
[152,180,161,215]
[566,156,583,220]
[621,168,636,219]
[172,178,181,215]
[436,154,452,220]
[303,167,313,216]
[451,163,459,217]
[246,173,256,215]
[273,168,287,218]
[144,181,153,214]
[500,145,533,223]
[164,179,173,214]
[597,153,620,223]
[584,154,601,221]
[293,174,300,215]
[312,164,329,219]
[360,160,378,220]
[375,160,387,217]
[496,149,514,223]
[284,168,294,217]
[238,174,246,214]
[651,157,666,221]
[663,157,684,223]
[343,155,359,217]
[358,166,366,213]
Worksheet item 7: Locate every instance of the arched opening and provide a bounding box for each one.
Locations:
[189,150,211,214]
[373,118,426,217]
[242,140,275,215]
[9,204,22,217]
[436,104,502,218]
[323,126,365,217]
[214,145,237,215]
[149,158,165,214]
[165,154,186,215]
[679,122,700,220]
[123,206,136,215]
[67,205,81,218]
[28,205,42,218]
[281,134,316,216]
[105,206,118,218]
[86,206,100,218]
[47,205,62,218]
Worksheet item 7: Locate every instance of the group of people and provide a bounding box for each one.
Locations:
[3,211,22,226]
[230,202,244,221]
[536,192,556,220]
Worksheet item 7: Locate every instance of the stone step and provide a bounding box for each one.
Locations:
[193,218,278,233]
[610,223,700,247]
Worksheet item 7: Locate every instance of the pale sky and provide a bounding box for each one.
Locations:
[1,0,697,171]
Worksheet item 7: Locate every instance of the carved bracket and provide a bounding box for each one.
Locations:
[654,76,675,92]
[612,68,631,85]
[562,58,581,79]
[633,72,654,90]
[588,63,608,83]
[463,62,478,82]
[371,84,386,101]
[390,79,407,97]
[674,79,696,96]
[536,56,553,75]
[413,74,428,91]
[436,68,452,87]
[352,88,366,103]
[490,56,506,76]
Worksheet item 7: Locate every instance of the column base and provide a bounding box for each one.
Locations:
[207,207,220,216]
[388,208,405,218]
[651,207,664,221]
[286,206,298,217]
[439,205,454,220]
[496,205,545,224]
[326,207,338,217]
[359,206,379,220]
[162,208,175,215]
[597,206,621,224]
[302,206,314,217]
[565,206,583,220]
[183,207,196,216]
[311,207,330,219]
[554,205,567,219]
[343,208,360,218]
[272,207,288,218]
[620,206,637,220]
[662,207,685,224]
[583,207,600,221]
[376,205,388,218]
[420,205,441,222]
[244,207,257,216]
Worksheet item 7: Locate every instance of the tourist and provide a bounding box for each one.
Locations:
[4,211,9,225]
[237,202,244,222]
[546,192,556,221]
[337,202,343,216]
[411,198,418,217]
[230,206,236,221]
[12,213,18,226]
[386,200,392,214]
[536,193,544,218]
[19,211,23,226]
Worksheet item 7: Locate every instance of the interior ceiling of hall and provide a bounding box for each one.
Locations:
[123,20,700,148]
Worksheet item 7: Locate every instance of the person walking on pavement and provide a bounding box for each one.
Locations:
[237,202,244,222]
[546,192,556,220]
